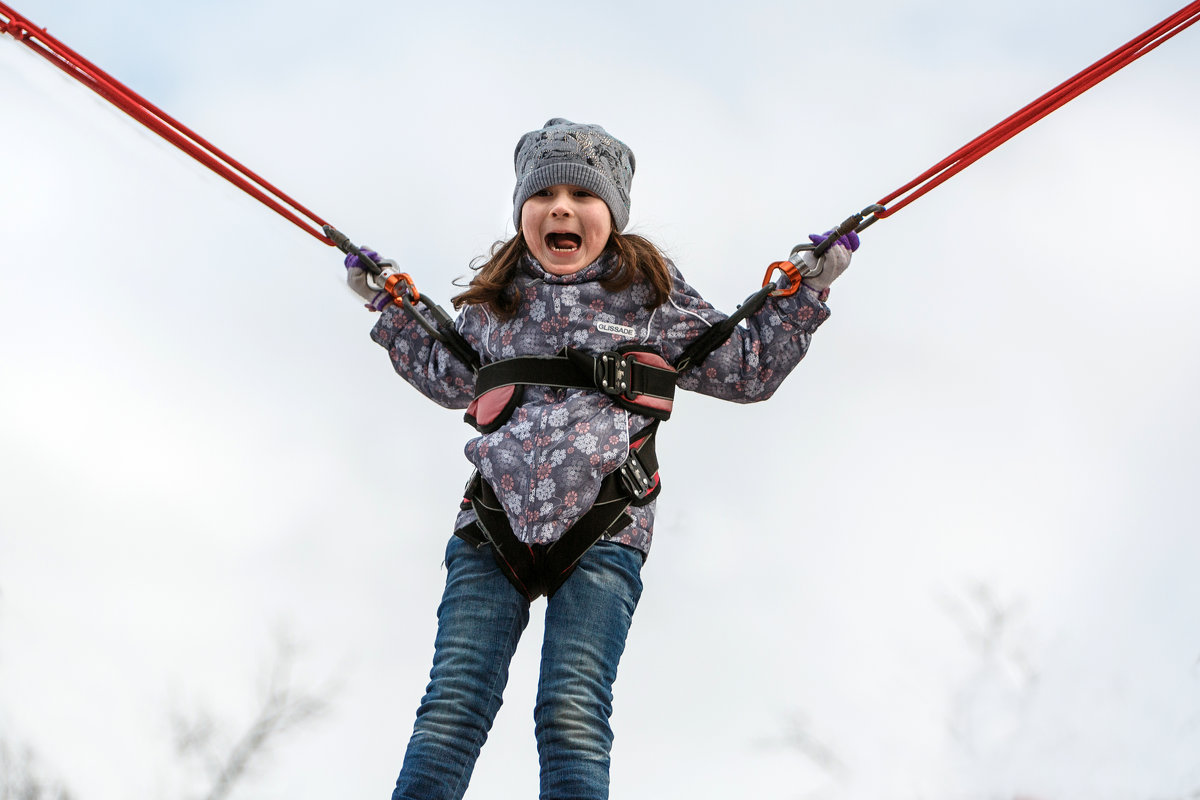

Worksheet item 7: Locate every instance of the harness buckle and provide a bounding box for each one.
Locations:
[595,351,638,399]
[617,449,657,502]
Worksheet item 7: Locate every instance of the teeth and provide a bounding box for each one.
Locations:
[546,232,581,253]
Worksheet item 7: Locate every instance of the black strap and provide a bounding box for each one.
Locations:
[674,285,774,373]
[456,423,660,600]
[396,295,482,372]
[468,478,545,599]
[390,279,772,383]
[473,347,676,403]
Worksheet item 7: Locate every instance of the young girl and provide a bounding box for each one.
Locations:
[345,118,857,800]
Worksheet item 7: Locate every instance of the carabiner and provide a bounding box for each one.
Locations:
[792,203,886,259]
[383,271,420,304]
[762,260,803,297]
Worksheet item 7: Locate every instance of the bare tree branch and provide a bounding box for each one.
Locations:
[939,581,1039,689]
[756,712,848,780]
[0,742,73,800]
[172,632,334,800]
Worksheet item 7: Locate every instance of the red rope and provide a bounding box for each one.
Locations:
[0,2,335,245]
[5,2,1198,241]
[876,0,1200,218]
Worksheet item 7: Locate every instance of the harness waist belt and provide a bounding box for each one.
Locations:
[465,345,676,432]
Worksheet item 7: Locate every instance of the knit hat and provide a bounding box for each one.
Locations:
[512,118,636,232]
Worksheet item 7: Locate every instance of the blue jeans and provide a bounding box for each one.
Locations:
[392,535,644,800]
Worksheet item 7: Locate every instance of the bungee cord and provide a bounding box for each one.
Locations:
[808,0,1200,254]
[3,1,1198,266]
[874,0,1200,218]
[0,2,466,352]
[0,2,335,247]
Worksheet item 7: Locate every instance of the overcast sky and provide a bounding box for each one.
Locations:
[2,1,1199,799]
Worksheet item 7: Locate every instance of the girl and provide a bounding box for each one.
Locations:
[345,118,857,800]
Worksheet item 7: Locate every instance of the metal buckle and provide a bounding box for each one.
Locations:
[596,352,635,398]
[618,450,656,501]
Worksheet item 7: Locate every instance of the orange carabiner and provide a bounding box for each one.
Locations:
[383,272,420,305]
[762,260,803,297]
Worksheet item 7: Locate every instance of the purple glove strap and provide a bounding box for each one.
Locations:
[344,247,381,271]
[365,292,392,312]
[809,230,861,252]
[345,247,392,311]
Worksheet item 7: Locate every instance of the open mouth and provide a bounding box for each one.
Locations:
[546,232,582,253]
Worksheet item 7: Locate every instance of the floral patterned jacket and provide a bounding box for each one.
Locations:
[370,253,831,556]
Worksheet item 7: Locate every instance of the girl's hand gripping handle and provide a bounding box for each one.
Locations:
[792,230,860,293]
[345,247,400,312]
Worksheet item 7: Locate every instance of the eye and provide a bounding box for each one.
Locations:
[573,189,595,198]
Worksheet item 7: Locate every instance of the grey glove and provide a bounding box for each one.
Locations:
[794,232,856,292]
[344,247,397,312]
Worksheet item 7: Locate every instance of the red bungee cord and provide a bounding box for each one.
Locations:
[810,0,1200,249]
[3,1,1198,260]
[875,0,1200,220]
[0,1,339,247]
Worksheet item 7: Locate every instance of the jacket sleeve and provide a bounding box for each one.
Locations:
[369,303,478,410]
[651,263,831,403]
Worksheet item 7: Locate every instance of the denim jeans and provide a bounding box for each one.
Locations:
[392,535,644,800]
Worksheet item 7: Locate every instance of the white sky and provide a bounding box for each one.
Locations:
[2,1,1199,798]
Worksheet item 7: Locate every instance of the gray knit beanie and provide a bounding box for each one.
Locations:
[512,118,636,232]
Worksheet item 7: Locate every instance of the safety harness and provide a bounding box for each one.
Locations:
[450,345,673,599]
[433,272,819,599]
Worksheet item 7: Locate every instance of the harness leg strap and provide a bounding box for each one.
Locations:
[454,425,660,600]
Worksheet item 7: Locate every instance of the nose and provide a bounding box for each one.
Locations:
[549,191,573,217]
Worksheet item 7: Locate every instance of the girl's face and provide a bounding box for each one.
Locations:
[520,184,613,275]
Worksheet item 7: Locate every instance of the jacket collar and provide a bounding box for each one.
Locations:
[521,253,616,285]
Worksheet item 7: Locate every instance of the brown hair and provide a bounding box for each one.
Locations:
[451,231,673,319]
